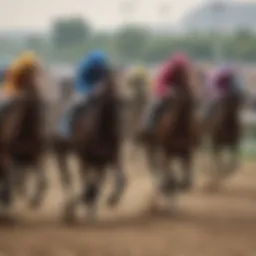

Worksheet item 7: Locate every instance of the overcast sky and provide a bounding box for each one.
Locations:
[0,0,253,31]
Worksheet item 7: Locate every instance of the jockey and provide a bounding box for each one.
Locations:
[127,65,151,94]
[205,65,245,118]
[2,51,40,96]
[0,51,40,113]
[60,50,111,138]
[144,53,191,133]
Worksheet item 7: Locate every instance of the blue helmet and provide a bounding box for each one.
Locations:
[76,50,110,94]
[85,50,109,69]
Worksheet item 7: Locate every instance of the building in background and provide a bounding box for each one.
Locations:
[179,1,256,34]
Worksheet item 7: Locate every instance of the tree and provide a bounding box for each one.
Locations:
[113,25,150,63]
[51,17,91,48]
[142,37,174,63]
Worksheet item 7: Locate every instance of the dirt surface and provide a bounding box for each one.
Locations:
[0,151,256,256]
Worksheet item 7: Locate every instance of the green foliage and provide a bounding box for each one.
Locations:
[112,25,150,63]
[51,17,91,49]
[2,17,256,65]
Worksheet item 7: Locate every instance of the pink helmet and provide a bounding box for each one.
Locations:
[214,66,234,92]
[168,53,190,83]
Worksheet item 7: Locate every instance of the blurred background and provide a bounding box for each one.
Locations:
[2,0,256,68]
[3,0,256,155]
[1,0,256,255]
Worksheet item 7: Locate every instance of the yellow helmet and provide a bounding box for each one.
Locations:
[10,51,39,77]
[130,65,148,78]
[3,51,40,95]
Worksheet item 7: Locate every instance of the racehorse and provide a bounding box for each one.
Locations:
[141,82,200,200]
[53,70,126,220]
[0,62,47,209]
[127,70,149,139]
[203,90,244,189]
[126,73,149,159]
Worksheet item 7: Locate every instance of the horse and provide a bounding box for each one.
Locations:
[125,75,149,159]
[52,70,126,220]
[203,90,244,189]
[127,77,149,137]
[0,65,47,209]
[140,83,200,202]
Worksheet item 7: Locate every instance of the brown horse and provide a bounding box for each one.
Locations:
[127,77,148,138]
[204,91,244,189]
[53,70,126,220]
[141,83,199,200]
[0,65,47,209]
[125,77,149,160]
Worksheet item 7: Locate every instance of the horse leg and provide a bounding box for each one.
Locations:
[158,154,177,196]
[55,145,72,192]
[180,152,193,191]
[224,145,240,179]
[0,167,12,208]
[15,166,28,198]
[0,153,16,208]
[145,144,159,182]
[29,162,48,209]
[81,167,106,220]
[208,146,223,190]
[145,145,175,194]
[107,160,126,207]
[155,153,179,213]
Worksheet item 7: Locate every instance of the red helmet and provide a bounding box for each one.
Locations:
[171,53,190,70]
[215,67,234,92]
[167,53,190,83]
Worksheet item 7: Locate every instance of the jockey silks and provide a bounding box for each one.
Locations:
[75,51,109,95]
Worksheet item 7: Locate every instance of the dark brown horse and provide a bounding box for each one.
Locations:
[0,65,47,209]
[204,91,244,189]
[53,70,126,220]
[140,81,200,201]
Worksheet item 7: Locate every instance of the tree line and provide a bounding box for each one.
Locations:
[1,17,256,65]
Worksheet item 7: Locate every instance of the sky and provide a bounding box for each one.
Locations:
[0,0,253,31]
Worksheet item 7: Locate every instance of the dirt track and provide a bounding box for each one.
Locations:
[0,151,256,256]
